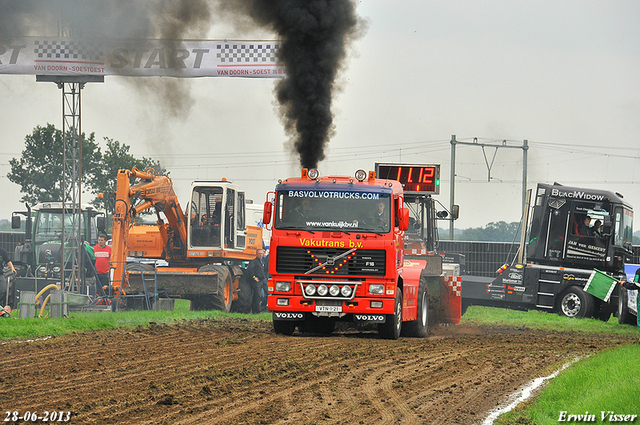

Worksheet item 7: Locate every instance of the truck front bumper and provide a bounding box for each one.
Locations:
[268,295,395,318]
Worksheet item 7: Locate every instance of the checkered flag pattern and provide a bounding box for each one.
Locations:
[34,40,103,62]
[216,44,279,63]
[445,276,462,297]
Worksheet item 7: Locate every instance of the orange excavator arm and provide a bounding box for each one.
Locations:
[110,167,188,297]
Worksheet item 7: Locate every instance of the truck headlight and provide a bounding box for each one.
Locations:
[305,284,316,296]
[275,281,291,292]
[329,285,340,296]
[341,285,353,297]
[369,284,384,295]
[317,284,328,296]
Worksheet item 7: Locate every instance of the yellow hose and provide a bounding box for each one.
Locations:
[38,294,52,318]
[35,284,60,318]
[36,284,61,301]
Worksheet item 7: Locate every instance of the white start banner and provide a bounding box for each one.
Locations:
[0,37,285,78]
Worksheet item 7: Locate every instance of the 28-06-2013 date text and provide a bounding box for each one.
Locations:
[4,411,71,423]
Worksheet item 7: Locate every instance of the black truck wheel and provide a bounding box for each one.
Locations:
[198,265,232,313]
[273,320,296,336]
[379,289,403,340]
[558,286,595,318]
[402,278,428,338]
[618,286,638,326]
[231,274,253,313]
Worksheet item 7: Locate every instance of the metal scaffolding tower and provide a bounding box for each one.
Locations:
[36,75,103,293]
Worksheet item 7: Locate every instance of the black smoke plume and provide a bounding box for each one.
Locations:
[245,0,365,168]
[0,0,366,167]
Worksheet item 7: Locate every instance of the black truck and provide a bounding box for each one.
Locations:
[462,183,634,320]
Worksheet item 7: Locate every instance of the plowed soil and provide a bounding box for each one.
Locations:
[0,318,634,425]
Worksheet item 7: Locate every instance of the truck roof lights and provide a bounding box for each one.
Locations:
[308,169,320,180]
[354,169,367,182]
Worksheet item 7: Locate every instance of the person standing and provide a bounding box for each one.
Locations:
[246,248,266,314]
[93,233,112,296]
[0,247,17,307]
[261,249,270,311]
[0,247,17,276]
[621,268,640,343]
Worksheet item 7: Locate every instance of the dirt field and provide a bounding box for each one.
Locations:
[0,318,634,425]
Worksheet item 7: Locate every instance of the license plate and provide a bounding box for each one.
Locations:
[315,305,342,313]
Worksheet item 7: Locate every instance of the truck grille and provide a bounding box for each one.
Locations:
[276,247,386,277]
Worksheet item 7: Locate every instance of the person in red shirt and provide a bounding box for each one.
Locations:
[94,233,112,296]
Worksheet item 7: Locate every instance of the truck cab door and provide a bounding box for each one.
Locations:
[188,185,223,249]
[224,189,235,249]
[236,192,247,250]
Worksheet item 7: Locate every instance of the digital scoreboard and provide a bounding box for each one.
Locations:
[375,164,440,194]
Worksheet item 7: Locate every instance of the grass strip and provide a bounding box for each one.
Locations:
[495,344,640,424]
[0,299,271,340]
[461,305,636,336]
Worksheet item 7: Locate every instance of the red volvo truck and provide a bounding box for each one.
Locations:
[261,165,461,339]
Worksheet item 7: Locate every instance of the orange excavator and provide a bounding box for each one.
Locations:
[110,167,263,311]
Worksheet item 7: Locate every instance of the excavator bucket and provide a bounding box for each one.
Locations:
[127,268,219,296]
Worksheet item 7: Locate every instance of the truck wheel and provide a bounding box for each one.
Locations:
[273,320,296,336]
[618,287,637,326]
[198,265,232,313]
[379,289,403,340]
[558,286,594,318]
[402,278,428,338]
[231,274,252,314]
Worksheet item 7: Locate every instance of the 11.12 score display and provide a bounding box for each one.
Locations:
[375,164,440,194]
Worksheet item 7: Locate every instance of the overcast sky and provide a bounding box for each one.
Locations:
[1,0,639,230]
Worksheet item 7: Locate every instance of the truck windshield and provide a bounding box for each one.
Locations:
[34,211,90,243]
[274,190,391,233]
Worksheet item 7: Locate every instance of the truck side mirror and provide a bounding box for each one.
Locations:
[451,205,459,220]
[398,208,409,231]
[97,216,106,232]
[11,215,21,229]
[262,201,273,227]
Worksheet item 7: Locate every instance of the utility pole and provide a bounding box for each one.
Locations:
[449,136,529,240]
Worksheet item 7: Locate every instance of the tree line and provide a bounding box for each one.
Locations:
[7,123,164,214]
